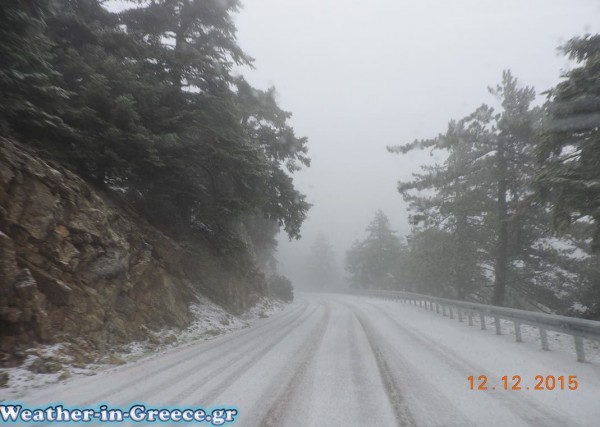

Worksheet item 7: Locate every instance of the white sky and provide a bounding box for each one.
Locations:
[233,0,600,286]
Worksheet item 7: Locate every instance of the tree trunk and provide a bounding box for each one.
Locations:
[455,202,469,300]
[493,138,509,306]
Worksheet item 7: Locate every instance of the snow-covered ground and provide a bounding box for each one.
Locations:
[2,293,599,426]
[1,296,284,398]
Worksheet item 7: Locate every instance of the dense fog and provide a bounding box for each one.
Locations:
[233,0,600,293]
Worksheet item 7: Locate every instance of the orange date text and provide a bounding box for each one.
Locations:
[468,375,578,391]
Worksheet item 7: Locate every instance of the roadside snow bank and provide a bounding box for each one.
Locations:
[0,296,286,398]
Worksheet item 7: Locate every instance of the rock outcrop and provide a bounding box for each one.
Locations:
[0,138,195,355]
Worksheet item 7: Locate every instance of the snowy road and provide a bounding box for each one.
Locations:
[11,294,600,426]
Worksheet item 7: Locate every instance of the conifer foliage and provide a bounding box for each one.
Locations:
[535,34,600,252]
[345,211,404,290]
[0,0,310,256]
[386,58,600,317]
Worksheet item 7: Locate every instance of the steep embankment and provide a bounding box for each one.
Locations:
[0,139,208,362]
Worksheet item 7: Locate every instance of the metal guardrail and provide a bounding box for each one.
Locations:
[354,289,600,363]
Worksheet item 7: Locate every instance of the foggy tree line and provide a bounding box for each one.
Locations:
[346,211,403,290]
[352,35,600,319]
[306,233,337,290]
[0,1,310,283]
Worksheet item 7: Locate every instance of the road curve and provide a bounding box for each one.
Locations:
[12,293,600,426]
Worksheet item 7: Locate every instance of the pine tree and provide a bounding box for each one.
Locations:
[42,0,161,186]
[345,211,403,289]
[0,0,68,140]
[117,1,310,243]
[389,107,494,299]
[307,234,337,290]
[116,0,257,236]
[390,71,579,308]
[535,34,600,252]
[487,71,537,305]
[400,228,477,297]
[2,0,311,258]
[235,77,311,239]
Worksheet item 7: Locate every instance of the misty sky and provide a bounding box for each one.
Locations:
[233,0,600,286]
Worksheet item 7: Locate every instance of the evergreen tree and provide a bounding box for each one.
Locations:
[43,0,161,186]
[117,1,310,243]
[0,0,67,140]
[535,34,600,252]
[400,228,478,298]
[533,34,600,318]
[117,0,260,236]
[235,77,311,239]
[389,109,493,299]
[1,0,310,288]
[390,71,579,308]
[307,234,337,290]
[487,71,537,305]
[345,211,404,289]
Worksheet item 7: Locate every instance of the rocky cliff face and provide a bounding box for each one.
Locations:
[0,138,195,356]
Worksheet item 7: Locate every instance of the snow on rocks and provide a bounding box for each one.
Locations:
[0,296,286,398]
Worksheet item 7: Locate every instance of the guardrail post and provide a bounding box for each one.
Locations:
[494,316,501,335]
[539,328,549,350]
[442,305,447,316]
[449,307,454,319]
[458,309,463,322]
[435,303,440,314]
[480,313,486,330]
[574,336,585,362]
[514,321,522,342]
[468,311,473,326]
